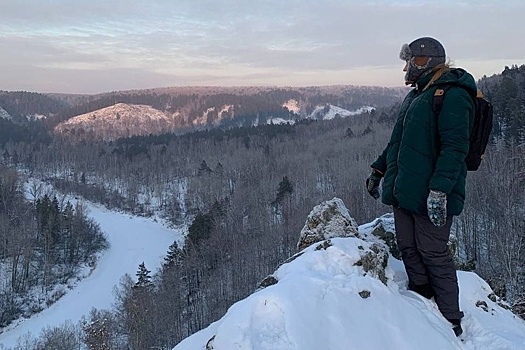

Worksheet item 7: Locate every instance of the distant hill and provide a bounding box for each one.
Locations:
[54,103,178,141]
[53,101,380,141]
[2,85,407,142]
[3,62,524,143]
[0,90,66,119]
[47,85,406,141]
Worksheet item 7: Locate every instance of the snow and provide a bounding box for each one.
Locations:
[219,104,234,119]
[54,103,175,140]
[192,107,217,126]
[309,104,375,120]
[269,104,376,124]
[0,195,181,348]
[267,118,295,125]
[283,99,300,114]
[28,114,47,120]
[58,103,168,126]
[282,99,375,121]
[0,107,11,120]
[1,191,525,349]
[174,216,525,350]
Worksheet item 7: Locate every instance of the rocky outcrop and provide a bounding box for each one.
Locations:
[366,214,400,260]
[297,197,359,251]
[258,197,390,290]
[354,242,389,285]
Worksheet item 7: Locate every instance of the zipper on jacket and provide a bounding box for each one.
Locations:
[392,111,407,204]
[392,91,419,203]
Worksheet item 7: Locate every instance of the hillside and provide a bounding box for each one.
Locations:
[2,195,523,349]
[54,103,178,141]
[0,182,181,348]
[53,101,376,141]
[1,85,405,141]
[174,198,525,350]
[0,91,66,119]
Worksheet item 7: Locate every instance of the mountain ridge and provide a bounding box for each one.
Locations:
[52,100,378,141]
[1,84,404,142]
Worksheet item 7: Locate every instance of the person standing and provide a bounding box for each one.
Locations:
[366,37,477,337]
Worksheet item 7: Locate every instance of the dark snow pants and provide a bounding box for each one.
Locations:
[393,207,463,320]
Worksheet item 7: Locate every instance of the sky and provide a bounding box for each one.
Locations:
[1,0,525,94]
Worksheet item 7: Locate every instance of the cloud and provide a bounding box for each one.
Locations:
[1,0,524,93]
[0,64,186,94]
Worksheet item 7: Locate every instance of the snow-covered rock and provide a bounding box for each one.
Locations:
[297,197,359,251]
[174,199,525,350]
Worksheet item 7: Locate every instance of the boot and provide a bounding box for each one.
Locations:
[447,318,463,337]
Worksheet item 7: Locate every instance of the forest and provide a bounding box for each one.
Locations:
[0,64,524,349]
[1,85,403,129]
[0,167,108,329]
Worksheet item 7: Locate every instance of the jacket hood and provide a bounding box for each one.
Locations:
[436,68,477,95]
[426,67,478,97]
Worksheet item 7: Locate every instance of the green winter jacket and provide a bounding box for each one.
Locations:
[371,67,477,216]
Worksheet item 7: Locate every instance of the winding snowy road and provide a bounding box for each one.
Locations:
[0,200,182,348]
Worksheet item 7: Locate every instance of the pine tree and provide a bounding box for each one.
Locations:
[362,124,373,136]
[273,176,294,206]
[61,201,77,264]
[215,162,224,176]
[164,241,182,268]
[187,211,213,246]
[135,262,153,289]
[2,149,9,163]
[198,160,212,175]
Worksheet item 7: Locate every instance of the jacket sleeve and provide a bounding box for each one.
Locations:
[429,88,474,194]
[371,143,390,174]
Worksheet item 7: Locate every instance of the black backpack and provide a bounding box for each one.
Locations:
[433,86,493,171]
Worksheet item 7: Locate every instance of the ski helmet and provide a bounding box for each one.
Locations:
[399,37,446,84]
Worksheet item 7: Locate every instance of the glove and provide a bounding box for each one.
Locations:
[366,169,383,200]
[427,190,447,226]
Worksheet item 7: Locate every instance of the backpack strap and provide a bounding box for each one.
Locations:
[433,84,481,116]
[476,89,484,98]
[432,84,455,116]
